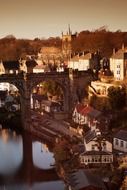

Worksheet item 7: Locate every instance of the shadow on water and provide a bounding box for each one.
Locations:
[0,124,65,190]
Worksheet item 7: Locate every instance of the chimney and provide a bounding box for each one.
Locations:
[122,43,125,51]
[113,48,116,55]
[82,51,85,56]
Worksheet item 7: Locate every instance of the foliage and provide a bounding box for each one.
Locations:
[108,86,126,110]
[89,95,111,111]
[72,29,127,57]
[0,29,127,60]
[53,138,71,163]
[0,36,61,61]
[40,81,63,97]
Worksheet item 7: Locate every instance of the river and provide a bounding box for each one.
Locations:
[0,125,65,190]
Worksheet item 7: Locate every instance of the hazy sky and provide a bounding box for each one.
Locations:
[0,0,127,39]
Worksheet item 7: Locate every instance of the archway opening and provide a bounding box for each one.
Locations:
[31,80,64,114]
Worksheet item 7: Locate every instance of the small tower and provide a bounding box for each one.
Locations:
[62,25,77,59]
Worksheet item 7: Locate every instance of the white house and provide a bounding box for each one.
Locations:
[113,130,127,152]
[78,52,91,71]
[89,80,120,97]
[68,52,91,71]
[84,130,112,152]
[68,55,79,70]
[80,130,113,165]
[33,64,45,73]
[0,61,5,75]
[110,46,127,81]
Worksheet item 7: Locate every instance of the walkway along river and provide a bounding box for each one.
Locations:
[0,125,65,190]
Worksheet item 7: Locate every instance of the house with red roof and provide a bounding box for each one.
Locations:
[72,103,101,130]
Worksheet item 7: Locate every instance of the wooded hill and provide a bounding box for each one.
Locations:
[72,29,127,57]
[0,28,127,61]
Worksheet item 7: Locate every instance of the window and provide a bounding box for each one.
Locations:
[120,140,124,147]
[91,145,95,150]
[117,70,120,74]
[115,139,119,146]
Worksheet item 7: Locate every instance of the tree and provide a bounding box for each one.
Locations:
[108,86,126,110]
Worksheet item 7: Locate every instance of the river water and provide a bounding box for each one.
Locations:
[0,126,65,190]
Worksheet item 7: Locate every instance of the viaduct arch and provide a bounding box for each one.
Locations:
[0,72,73,130]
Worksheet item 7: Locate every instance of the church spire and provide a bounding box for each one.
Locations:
[68,24,71,35]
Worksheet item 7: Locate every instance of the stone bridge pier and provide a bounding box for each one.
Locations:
[20,79,32,130]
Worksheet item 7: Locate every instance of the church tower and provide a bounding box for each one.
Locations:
[62,25,77,59]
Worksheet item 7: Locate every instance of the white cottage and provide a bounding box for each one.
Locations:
[113,130,127,152]
[80,130,113,165]
[110,46,127,81]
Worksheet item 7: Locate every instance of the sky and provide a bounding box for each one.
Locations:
[0,0,127,39]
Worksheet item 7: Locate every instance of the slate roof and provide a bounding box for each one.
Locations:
[81,150,112,156]
[111,48,127,59]
[75,104,101,118]
[3,61,20,70]
[84,130,96,144]
[75,103,85,113]
[68,169,106,190]
[79,52,92,60]
[70,55,79,62]
[114,130,127,141]
[81,106,101,118]
[34,64,45,69]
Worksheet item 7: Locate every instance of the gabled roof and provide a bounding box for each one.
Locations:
[74,104,101,118]
[68,169,106,190]
[81,150,112,156]
[81,105,101,118]
[114,130,127,141]
[3,61,19,70]
[75,103,85,113]
[84,130,96,144]
[70,55,79,62]
[111,48,127,59]
[79,53,92,60]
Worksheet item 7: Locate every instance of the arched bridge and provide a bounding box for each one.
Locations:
[0,72,73,129]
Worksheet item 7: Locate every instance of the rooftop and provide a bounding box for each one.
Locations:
[68,169,106,190]
[84,130,96,144]
[114,130,127,141]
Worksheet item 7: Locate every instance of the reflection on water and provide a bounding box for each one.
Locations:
[0,127,65,190]
[0,129,23,175]
[33,142,55,169]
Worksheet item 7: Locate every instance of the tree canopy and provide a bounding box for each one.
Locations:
[108,86,126,110]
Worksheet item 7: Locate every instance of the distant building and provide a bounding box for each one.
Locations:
[73,103,101,130]
[62,25,77,58]
[89,80,120,97]
[33,64,50,73]
[41,100,62,113]
[110,45,127,81]
[113,130,127,152]
[2,60,20,74]
[68,52,91,71]
[0,61,5,75]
